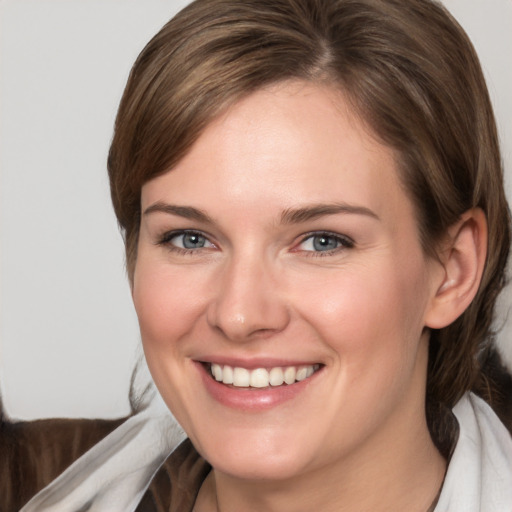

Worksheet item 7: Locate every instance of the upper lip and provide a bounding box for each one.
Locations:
[195,356,322,369]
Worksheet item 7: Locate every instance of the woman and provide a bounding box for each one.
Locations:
[17,0,512,510]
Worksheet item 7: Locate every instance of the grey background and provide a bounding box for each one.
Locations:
[1,0,511,420]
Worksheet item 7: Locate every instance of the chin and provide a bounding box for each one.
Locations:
[191,424,314,481]
[209,449,308,481]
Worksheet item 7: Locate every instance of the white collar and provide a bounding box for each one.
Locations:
[434,393,512,511]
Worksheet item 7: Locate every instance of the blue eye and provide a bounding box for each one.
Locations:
[298,233,353,253]
[178,232,207,249]
[161,231,215,251]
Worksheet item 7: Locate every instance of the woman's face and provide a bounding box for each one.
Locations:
[133,82,442,481]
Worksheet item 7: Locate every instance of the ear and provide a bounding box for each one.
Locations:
[424,208,488,329]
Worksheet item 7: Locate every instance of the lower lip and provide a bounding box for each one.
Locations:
[195,362,320,411]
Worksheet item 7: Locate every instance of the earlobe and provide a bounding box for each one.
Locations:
[425,208,488,329]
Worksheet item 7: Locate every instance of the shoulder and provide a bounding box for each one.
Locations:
[435,393,512,512]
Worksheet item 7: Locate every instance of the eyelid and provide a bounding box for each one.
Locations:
[156,229,217,251]
[294,231,355,253]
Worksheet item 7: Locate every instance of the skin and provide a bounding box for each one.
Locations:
[133,81,451,511]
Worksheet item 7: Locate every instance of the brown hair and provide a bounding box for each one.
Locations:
[108,0,510,417]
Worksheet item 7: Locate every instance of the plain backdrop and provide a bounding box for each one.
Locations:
[1,0,511,420]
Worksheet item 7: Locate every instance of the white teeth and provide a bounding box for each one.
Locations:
[222,365,234,384]
[269,367,284,386]
[233,367,250,387]
[210,363,320,388]
[296,366,308,381]
[283,366,296,385]
[212,363,223,382]
[250,368,269,388]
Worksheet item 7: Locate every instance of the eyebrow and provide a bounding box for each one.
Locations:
[143,202,213,224]
[280,203,380,224]
[143,201,379,225]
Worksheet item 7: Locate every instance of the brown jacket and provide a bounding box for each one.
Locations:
[0,412,125,511]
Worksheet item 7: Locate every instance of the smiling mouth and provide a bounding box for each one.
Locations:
[207,363,322,389]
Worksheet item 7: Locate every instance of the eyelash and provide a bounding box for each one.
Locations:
[156,230,216,256]
[295,231,355,257]
[156,230,355,256]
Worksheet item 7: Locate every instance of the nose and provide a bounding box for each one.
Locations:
[206,254,290,342]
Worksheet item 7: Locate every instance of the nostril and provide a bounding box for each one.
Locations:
[205,271,290,342]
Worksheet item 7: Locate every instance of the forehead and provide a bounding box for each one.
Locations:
[141,81,414,228]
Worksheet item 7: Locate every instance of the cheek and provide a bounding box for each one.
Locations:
[131,261,208,425]
[132,267,212,424]
[132,260,207,348]
[293,257,430,365]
